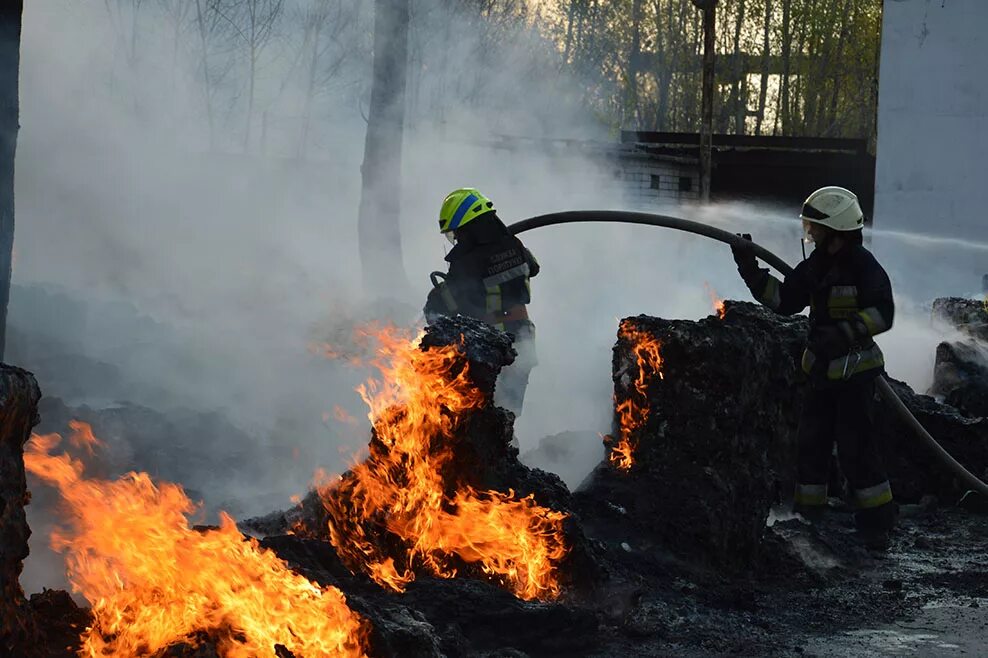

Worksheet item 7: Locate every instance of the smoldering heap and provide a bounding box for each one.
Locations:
[580,304,809,570]
[5,309,988,657]
[929,296,988,420]
[582,301,988,524]
[0,367,42,655]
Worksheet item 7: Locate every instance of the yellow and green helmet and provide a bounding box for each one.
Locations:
[438,188,495,233]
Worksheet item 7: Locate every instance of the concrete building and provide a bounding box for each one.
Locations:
[874,0,988,296]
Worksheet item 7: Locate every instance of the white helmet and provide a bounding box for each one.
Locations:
[799,186,865,231]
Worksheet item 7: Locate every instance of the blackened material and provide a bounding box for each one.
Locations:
[291,316,601,597]
[929,340,988,419]
[0,365,41,656]
[581,303,808,570]
[933,297,988,342]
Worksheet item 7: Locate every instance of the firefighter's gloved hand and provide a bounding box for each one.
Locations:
[810,325,851,360]
[731,233,759,277]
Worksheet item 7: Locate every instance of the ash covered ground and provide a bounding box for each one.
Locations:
[3,305,988,657]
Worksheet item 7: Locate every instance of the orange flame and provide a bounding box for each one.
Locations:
[67,420,100,455]
[704,282,726,320]
[25,430,369,658]
[316,326,568,601]
[606,320,663,471]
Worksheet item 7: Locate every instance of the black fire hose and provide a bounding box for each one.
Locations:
[508,210,988,500]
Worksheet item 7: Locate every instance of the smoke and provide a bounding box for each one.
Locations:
[12,0,986,593]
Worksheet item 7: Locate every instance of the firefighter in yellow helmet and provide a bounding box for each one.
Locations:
[732,186,897,550]
[424,188,540,416]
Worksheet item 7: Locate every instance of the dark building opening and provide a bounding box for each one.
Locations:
[621,131,877,219]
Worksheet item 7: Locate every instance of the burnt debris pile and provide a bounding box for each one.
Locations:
[0,366,43,655]
[580,302,808,570]
[929,296,988,419]
[9,310,988,657]
[933,296,988,342]
[244,316,602,656]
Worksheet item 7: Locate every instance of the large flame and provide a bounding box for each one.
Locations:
[25,424,368,658]
[606,320,664,471]
[317,326,568,601]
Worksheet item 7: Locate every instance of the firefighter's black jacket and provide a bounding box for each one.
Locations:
[741,241,894,382]
[425,212,539,334]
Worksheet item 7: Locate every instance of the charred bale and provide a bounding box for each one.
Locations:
[263,534,597,658]
[932,297,988,341]
[0,366,42,656]
[27,590,88,658]
[266,316,600,597]
[581,302,808,571]
[580,300,988,569]
[928,340,988,419]
[418,317,573,511]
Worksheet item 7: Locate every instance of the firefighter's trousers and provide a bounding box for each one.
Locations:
[793,375,896,532]
[494,329,536,417]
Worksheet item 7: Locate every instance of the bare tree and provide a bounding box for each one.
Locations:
[754,0,769,134]
[625,0,642,129]
[0,0,21,358]
[158,0,195,92]
[217,0,285,151]
[293,0,359,158]
[778,0,792,135]
[194,0,223,148]
[357,0,410,296]
[729,0,746,135]
[691,0,717,202]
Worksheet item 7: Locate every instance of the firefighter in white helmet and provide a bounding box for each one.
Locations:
[731,186,897,550]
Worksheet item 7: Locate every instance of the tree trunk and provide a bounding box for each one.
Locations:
[730,0,746,135]
[358,0,410,297]
[298,13,323,160]
[625,0,643,129]
[695,0,717,202]
[194,0,216,149]
[780,0,792,136]
[755,0,770,135]
[826,0,853,136]
[0,1,22,359]
[563,0,577,64]
[245,52,256,151]
[793,3,809,135]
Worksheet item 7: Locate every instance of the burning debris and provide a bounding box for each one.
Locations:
[603,320,664,472]
[584,303,807,570]
[24,426,368,658]
[7,309,988,657]
[306,319,570,601]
